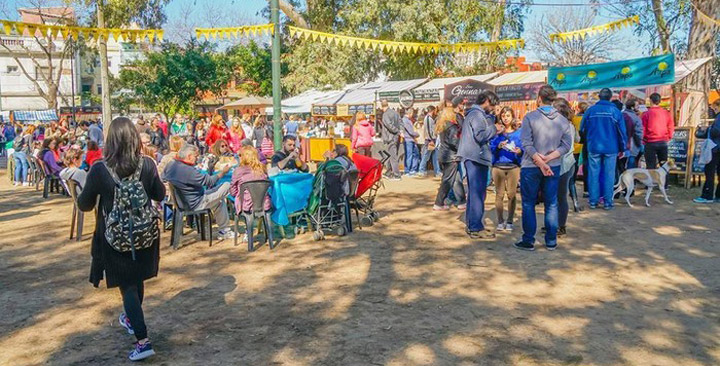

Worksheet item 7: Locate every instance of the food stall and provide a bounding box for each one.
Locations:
[487,70,547,120]
[10,110,59,124]
[408,73,498,110]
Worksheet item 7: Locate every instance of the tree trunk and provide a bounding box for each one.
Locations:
[687,0,718,59]
[97,1,112,128]
[651,0,672,53]
[277,0,309,28]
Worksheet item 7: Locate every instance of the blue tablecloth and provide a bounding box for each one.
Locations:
[269,172,314,225]
[199,167,234,187]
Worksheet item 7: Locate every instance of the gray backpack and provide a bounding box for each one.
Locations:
[102,160,159,260]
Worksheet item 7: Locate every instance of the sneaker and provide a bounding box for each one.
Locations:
[433,205,450,211]
[466,229,495,239]
[13,182,18,186]
[558,227,567,237]
[22,182,30,187]
[496,222,506,231]
[603,205,614,211]
[387,175,402,181]
[589,204,598,209]
[218,229,237,241]
[128,341,156,361]
[414,173,427,178]
[693,197,714,204]
[513,240,535,251]
[546,243,558,251]
[118,313,134,335]
[456,204,467,211]
[504,223,513,231]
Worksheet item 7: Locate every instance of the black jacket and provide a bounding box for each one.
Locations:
[438,122,461,163]
[77,157,166,288]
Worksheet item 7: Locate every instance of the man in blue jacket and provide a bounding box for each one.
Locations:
[457,90,502,239]
[580,88,628,210]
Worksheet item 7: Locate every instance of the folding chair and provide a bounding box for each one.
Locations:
[66,179,85,241]
[233,180,274,251]
[167,183,214,250]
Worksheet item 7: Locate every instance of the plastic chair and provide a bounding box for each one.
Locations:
[233,179,274,251]
[35,157,64,198]
[66,179,85,241]
[167,183,214,250]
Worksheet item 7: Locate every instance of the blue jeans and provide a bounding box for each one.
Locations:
[464,160,489,232]
[521,166,561,245]
[13,151,29,183]
[419,143,441,176]
[588,153,617,207]
[403,140,420,174]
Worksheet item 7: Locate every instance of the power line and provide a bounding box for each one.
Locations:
[476,0,647,6]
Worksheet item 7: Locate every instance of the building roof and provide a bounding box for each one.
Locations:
[675,57,713,83]
[377,78,429,93]
[265,88,348,114]
[314,81,386,106]
[413,73,498,92]
[487,70,548,86]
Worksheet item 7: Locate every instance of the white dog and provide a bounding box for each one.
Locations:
[613,160,675,207]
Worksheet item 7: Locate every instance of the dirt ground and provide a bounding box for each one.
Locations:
[1,169,720,366]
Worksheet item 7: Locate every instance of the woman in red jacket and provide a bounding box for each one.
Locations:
[205,114,230,148]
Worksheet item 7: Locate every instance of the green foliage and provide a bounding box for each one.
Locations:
[75,0,171,28]
[118,41,231,117]
[281,0,528,93]
[225,41,275,97]
[609,0,692,55]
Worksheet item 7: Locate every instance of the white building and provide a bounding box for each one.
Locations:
[0,8,79,111]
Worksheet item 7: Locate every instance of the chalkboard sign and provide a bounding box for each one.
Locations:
[692,137,706,174]
[668,128,690,173]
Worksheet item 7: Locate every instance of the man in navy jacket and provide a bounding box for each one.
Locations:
[457,90,501,239]
[580,88,628,210]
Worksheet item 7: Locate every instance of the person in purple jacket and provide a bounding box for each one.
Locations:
[40,137,63,176]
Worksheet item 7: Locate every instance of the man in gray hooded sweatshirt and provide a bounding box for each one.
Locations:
[514,85,573,252]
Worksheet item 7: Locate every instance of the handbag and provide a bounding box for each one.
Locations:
[698,138,717,166]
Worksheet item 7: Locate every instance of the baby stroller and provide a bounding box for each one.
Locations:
[350,153,386,228]
[307,160,350,241]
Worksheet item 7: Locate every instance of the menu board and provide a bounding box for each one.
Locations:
[668,128,690,173]
[691,137,705,174]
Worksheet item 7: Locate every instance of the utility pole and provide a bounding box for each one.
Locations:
[270,0,282,149]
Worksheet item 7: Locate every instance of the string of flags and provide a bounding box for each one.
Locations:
[195,24,274,40]
[692,3,720,27]
[0,19,163,43]
[286,26,525,54]
[549,15,639,43]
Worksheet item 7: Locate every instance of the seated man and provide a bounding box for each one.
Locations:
[271,135,309,172]
[164,144,236,240]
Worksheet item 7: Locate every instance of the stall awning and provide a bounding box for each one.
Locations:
[217,96,272,110]
[13,110,59,122]
[675,57,713,83]
[265,89,348,115]
[487,70,548,86]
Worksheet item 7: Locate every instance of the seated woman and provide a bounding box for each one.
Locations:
[158,135,186,178]
[230,146,271,214]
[85,140,102,167]
[59,147,87,193]
[208,138,238,174]
[41,137,63,176]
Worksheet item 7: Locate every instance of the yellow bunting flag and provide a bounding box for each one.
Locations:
[0,18,162,43]
[194,23,274,40]
[550,15,639,43]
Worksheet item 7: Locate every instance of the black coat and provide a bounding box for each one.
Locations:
[438,122,461,163]
[77,157,166,288]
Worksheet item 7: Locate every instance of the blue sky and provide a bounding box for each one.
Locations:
[5,0,646,61]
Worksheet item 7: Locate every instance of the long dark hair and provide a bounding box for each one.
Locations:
[104,116,142,178]
[553,97,575,121]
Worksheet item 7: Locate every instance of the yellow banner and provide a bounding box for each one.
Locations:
[287,25,524,54]
[0,19,162,43]
[550,15,639,43]
[194,24,274,40]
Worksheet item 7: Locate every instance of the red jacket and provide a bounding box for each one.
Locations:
[206,124,230,147]
[641,106,674,143]
[86,149,102,167]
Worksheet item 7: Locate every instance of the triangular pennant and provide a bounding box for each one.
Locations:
[312,32,319,41]
[15,23,26,36]
[156,30,164,42]
[37,25,49,37]
[147,30,156,42]
[97,29,109,41]
[2,21,13,35]
[111,29,122,41]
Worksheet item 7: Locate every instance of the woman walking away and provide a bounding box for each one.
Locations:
[553,98,579,236]
[434,108,466,211]
[77,117,165,361]
[489,107,523,231]
[694,107,720,203]
[351,112,375,156]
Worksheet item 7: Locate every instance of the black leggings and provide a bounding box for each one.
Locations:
[119,281,147,341]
